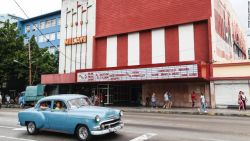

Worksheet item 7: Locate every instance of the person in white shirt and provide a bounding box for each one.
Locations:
[200,93,207,113]
[163,91,169,109]
[0,94,2,108]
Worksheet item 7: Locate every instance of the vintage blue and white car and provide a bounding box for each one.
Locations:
[18,94,124,141]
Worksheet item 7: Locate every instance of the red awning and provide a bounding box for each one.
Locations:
[41,73,76,84]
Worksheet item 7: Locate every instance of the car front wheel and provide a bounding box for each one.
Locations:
[26,122,38,135]
[76,125,91,141]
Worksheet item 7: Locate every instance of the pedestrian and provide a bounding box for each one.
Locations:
[163,91,169,109]
[5,94,10,108]
[146,96,150,107]
[238,91,244,111]
[151,93,157,108]
[168,93,173,109]
[191,91,196,108]
[241,91,248,110]
[199,93,207,113]
[0,93,2,109]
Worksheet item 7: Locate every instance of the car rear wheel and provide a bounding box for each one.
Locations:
[76,125,91,141]
[26,122,38,135]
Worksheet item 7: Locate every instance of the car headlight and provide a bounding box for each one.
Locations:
[95,115,101,122]
[120,111,124,117]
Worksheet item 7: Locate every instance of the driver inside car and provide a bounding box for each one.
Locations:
[40,102,48,110]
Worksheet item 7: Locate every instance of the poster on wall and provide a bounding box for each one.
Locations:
[77,64,198,82]
[214,0,246,61]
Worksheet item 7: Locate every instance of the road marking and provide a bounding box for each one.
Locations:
[0,136,37,141]
[130,133,157,141]
[0,125,17,129]
[199,138,229,141]
[13,127,26,131]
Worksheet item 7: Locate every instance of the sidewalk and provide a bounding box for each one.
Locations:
[114,107,250,118]
[3,104,250,118]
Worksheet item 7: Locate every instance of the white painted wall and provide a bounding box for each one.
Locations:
[178,24,195,61]
[59,0,96,73]
[128,32,140,66]
[152,28,165,64]
[107,36,117,67]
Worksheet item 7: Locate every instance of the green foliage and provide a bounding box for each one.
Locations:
[0,21,58,86]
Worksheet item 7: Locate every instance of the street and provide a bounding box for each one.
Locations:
[0,109,250,141]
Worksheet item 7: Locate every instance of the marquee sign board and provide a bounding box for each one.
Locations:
[77,64,198,83]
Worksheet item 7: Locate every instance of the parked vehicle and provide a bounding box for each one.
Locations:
[18,85,45,108]
[18,94,124,141]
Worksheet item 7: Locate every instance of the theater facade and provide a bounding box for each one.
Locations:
[42,0,247,108]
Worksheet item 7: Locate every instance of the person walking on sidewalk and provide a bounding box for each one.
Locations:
[151,93,157,108]
[191,91,196,108]
[168,93,173,109]
[241,92,248,110]
[199,93,207,113]
[163,91,169,109]
[238,91,244,111]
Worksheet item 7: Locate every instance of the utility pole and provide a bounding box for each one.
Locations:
[28,41,32,86]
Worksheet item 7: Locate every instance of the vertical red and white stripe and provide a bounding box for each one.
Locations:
[94,22,209,68]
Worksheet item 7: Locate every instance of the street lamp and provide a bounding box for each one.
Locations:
[13,59,32,86]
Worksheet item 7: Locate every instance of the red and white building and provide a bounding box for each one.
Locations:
[42,0,247,108]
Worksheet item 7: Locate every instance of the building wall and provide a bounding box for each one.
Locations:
[211,0,247,61]
[96,0,211,37]
[59,0,96,74]
[18,11,61,50]
[141,82,210,107]
[93,21,209,68]
[211,80,250,107]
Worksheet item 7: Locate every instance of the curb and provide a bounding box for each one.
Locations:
[121,109,250,118]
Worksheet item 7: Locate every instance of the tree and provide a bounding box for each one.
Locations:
[0,21,25,88]
[15,36,58,85]
[0,20,58,92]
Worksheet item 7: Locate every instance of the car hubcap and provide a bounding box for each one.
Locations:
[28,123,35,133]
[79,127,88,140]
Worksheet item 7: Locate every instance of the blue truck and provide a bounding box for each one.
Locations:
[18,85,46,108]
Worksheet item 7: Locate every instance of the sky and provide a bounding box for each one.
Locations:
[229,0,248,31]
[0,0,61,19]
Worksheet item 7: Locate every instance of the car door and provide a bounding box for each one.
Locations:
[37,100,52,129]
[46,100,69,132]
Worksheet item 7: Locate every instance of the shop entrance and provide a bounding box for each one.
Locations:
[97,84,113,105]
[96,84,142,106]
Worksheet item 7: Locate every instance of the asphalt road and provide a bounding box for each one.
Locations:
[0,108,250,141]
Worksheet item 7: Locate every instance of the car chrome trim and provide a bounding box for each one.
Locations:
[90,123,124,135]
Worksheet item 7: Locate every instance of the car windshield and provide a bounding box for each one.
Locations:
[68,97,92,108]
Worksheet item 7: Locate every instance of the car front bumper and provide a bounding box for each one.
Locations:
[91,122,124,135]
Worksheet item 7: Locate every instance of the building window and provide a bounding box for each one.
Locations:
[39,35,44,42]
[57,32,60,39]
[35,36,38,42]
[25,25,30,33]
[50,33,56,41]
[58,17,61,26]
[40,21,45,29]
[49,46,56,54]
[51,19,56,27]
[45,34,50,42]
[33,23,38,31]
[45,20,51,28]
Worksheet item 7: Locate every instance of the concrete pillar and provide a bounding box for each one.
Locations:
[210,81,216,109]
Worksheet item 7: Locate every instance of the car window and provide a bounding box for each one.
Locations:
[53,100,67,111]
[68,97,92,109]
[39,101,52,111]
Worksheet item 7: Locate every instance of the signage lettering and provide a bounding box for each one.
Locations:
[65,36,87,45]
[77,64,198,83]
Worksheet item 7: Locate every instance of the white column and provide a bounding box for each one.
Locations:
[178,24,195,61]
[107,36,117,67]
[152,28,165,64]
[128,32,140,66]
